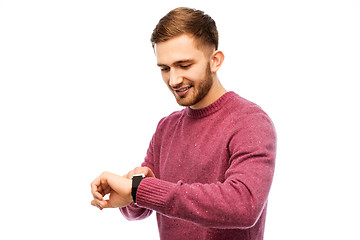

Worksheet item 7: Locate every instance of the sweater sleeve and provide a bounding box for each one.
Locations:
[135,112,276,229]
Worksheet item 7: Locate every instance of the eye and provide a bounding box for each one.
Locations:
[160,66,170,72]
[180,64,192,69]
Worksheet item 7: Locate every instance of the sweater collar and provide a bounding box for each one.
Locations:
[185,91,236,118]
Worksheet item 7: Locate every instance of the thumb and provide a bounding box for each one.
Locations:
[100,200,113,208]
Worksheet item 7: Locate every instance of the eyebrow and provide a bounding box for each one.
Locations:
[157,59,194,67]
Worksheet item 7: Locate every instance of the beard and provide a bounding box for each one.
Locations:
[170,63,213,108]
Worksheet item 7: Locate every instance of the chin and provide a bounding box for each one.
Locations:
[176,98,193,107]
[175,94,201,107]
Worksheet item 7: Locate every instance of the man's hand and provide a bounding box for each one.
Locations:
[125,166,156,179]
[90,171,133,210]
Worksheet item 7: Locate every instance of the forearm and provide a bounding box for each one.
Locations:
[136,137,275,228]
[135,175,272,229]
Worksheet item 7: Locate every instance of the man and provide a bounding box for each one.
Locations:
[91,7,276,240]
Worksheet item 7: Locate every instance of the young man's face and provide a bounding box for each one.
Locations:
[155,34,214,109]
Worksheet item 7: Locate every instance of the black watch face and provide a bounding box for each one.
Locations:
[133,176,144,185]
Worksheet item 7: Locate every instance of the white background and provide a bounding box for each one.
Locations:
[1,0,359,239]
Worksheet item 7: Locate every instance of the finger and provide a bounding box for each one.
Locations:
[133,166,155,178]
[126,170,135,179]
[100,176,112,195]
[91,200,103,210]
[91,177,103,200]
[100,200,112,209]
[133,166,144,175]
[97,199,110,209]
[91,200,99,207]
[97,184,108,197]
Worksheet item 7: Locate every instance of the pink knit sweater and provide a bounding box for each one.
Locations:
[120,91,276,240]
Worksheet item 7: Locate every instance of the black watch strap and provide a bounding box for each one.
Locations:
[131,174,145,204]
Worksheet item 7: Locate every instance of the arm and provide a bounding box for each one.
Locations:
[134,113,276,229]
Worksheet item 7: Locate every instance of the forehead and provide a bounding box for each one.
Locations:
[155,34,207,65]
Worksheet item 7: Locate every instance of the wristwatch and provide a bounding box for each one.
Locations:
[131,174,145,204]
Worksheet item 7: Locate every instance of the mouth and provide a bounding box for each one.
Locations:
[174,86,192,97]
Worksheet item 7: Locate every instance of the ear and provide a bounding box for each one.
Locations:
[210,50,225,73]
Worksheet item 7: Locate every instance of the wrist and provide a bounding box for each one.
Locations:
[114,175,133,206]
[126,178,133,204]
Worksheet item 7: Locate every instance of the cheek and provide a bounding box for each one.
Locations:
[187,68,207,82]
[161,72,170,84]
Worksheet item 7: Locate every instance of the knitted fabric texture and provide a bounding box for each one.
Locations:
[120,91,276,240]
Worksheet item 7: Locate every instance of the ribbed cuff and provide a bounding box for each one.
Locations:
[135,177,177,213]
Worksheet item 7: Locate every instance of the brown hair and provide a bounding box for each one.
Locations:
[151,7,219,50]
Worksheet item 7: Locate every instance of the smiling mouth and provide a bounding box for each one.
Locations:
[174,85,193,97]
[176,86,192,92]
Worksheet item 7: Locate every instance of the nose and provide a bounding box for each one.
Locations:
[169,68,183,88]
